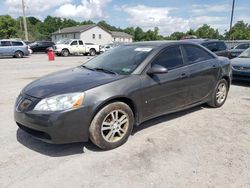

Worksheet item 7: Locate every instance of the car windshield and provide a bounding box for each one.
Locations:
[83,45,154,75]
[239,48,250,58]
[62,39,72,44]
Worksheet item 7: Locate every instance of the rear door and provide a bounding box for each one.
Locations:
[140,45,191,120]
[78,40,86,53]
[181,44,219,104]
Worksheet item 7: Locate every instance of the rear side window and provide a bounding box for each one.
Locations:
[79,40,83,45]
[236,44,249,50]
[1,41,11,46]
[202,42,218,52]
[183,45,214,64]
[12,41,24,46]
[153,46,183,70]
[216,42,227,51]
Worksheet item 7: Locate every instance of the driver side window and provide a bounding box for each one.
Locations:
[71,41,78,45]
[152,46,183,70]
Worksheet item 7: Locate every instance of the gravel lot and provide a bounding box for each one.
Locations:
[0,54,250,188]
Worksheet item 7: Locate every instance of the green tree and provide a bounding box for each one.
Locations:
[0,15,18,38]
[225,21,250,40]
[98,20,122,31]
[195,24,221,39]
[38,16,63,40]
[167,32,186,40]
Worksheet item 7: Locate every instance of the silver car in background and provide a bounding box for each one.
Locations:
[0,39,30,58]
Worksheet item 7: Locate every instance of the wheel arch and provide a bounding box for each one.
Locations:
[221,75,231,89]
[61,48,70,53]
[90,96,139,126]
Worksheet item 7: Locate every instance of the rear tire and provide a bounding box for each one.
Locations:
[207,79,228,108]
[14,51,24,58]
[89,49,96,56]
[89,102,134,150]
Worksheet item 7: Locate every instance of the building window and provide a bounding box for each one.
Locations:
[65,34,67,38]
[99,34,101,39]
[73,33,76,39]
[92,34,95,39]
[55,35,57,40]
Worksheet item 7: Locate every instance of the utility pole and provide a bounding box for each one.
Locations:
[229,0,235,40]
[22,0,28,41]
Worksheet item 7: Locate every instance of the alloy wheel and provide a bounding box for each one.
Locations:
[101,110,129,143]
[216,82,227,104]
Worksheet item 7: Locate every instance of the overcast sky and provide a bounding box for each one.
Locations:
[1,0,250,35]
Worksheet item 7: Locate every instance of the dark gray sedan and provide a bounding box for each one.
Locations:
[15,41,232,150]
[232,48,250,81]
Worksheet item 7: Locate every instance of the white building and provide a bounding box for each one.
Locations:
[51,24,133,45]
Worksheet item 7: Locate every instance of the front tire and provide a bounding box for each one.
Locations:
[89,102,134,150]
[61,49,70,57]
[207,79,229,108]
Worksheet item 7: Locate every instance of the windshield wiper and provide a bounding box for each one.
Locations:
[81,65,95,71]
[93,67,118,75]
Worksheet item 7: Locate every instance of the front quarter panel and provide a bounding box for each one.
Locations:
[83,75,142,124]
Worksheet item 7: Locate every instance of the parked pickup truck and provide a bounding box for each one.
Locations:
[54,39,100,56]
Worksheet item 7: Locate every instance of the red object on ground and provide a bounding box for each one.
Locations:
[48,50,55,61]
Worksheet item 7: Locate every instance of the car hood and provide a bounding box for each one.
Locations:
[231,57,250,67]
[22,66,125,98]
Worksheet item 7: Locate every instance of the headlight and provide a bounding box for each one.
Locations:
[33,93,84,111]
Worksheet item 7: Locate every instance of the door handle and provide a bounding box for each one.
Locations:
[180,73,188,79]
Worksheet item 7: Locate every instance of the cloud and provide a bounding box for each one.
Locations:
[190,4,249,15]
[120,5,190,35]
[4,0,72,14]
[54,0,112,20]
[190,4,231,14]
[118,4,236,35]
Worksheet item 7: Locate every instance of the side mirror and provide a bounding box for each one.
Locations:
[147,64,168,75]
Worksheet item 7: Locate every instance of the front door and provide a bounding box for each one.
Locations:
[140,45,190,121]
[70,40,79,53]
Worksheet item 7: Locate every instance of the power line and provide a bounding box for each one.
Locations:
[22,0,28,41]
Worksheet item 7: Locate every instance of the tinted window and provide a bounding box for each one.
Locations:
[202,42,218,52]
[153,46,183,70]
[79,40,83,45]
[12,41,24,46]
[236,44,249,50]
[183,45,214,64]
[71,41,78,45]
[1,41,11,46]
[84,45,154,75]
[216,42,227,51]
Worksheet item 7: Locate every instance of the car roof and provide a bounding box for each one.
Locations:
[123,40,203,48]
[183,39,224,44]
[0,39,24,42]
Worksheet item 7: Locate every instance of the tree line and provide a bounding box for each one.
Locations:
[0,15,250,41]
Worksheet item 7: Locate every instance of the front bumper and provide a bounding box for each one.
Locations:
[14,94,91,144]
